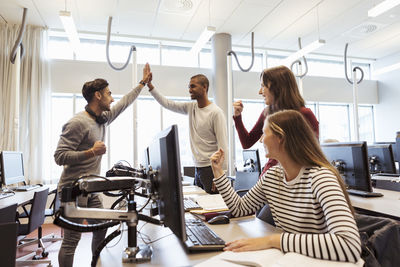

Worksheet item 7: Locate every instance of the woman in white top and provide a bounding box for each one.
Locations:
[210,110,361,263]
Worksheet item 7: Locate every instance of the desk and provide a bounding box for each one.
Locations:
[349,188,400,220]
[0,184,57,208]
[97,216,280,266]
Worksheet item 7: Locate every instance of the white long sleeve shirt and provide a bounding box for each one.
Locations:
[150,88,228,169]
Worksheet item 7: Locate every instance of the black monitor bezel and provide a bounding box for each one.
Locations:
[148,125,186,242]
[321,141,373,192]
[367,144,396,174]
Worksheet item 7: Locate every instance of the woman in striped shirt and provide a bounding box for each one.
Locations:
[210,110,361,263]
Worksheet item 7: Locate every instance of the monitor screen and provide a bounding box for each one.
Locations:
[0,151,26,186]
[321,142,372,192]
[242,149,261,173]
[148,124,186,241]
[367,144,396,174]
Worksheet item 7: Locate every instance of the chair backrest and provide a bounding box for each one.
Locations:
[27,188,49,232]
[234,171,260,192]
[0,203,18,224]
[0,222,18,267]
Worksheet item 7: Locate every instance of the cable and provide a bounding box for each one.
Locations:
[53,212,119,232]
[91,228,122,267]
[106,16,136,71]
[227,32,255,72]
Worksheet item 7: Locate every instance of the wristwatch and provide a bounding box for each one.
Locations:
[139,80,146,86]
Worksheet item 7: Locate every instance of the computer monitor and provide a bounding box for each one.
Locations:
[242,149,261,173]
[321,142,373,193]
[0,151,26,186]
[396,131,400,163]
[367,144,396,174]
[147,124,186,241]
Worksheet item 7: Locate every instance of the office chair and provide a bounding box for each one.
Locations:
[0,203,18,267]
[16,188,52,266]
[42,190,63,243]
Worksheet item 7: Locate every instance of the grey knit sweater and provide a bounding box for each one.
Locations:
[54,85,143,189]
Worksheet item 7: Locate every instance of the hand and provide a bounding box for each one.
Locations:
[233,100,243,117]
[142,63,152,83]
[224,234,281,252]
[210,148,225,178]
[211,182,217,193]
[92,141,106,156]
[147,74,155,91]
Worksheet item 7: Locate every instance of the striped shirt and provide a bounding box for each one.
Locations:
[214,165,361,263]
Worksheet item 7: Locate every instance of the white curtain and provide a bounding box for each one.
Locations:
[0,23,51,184]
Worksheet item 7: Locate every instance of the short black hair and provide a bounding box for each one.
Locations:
[82,78,109,102]
[191,74,209,92]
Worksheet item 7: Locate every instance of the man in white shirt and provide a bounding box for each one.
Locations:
[146,69,228,193]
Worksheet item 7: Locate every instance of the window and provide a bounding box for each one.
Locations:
[319,104,351,142]
[358,105,375,144]
[233,100,266,170]
[48,36,73,60]
[136,98,162,163]
[50,94,74,182]
[161,45,197,67]
[317,103,375,143]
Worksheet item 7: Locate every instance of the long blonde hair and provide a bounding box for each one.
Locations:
[266,110,354,214]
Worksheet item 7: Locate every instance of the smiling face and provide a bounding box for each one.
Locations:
[188,77,206,100]
[260,122,282,160]
[259,80,274,106]
[97,86,114,111]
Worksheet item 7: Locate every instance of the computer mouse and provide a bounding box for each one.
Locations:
[207,215,230,225]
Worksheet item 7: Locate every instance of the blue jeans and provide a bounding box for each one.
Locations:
[58,194,107,267]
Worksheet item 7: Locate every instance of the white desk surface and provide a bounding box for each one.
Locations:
[349,188,400,218]
[97,215,280,266]
[0,184,57,208]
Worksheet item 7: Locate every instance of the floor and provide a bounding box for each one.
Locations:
[17,223,94,267]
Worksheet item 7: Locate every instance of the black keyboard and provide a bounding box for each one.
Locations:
[185,218,225,247]
[183,198,202,211]
[347,189,383,197]
[0,191,15,200]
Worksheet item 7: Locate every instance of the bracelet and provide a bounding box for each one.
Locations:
[139,80,146,86]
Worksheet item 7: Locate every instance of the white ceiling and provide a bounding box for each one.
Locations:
[2,0,400,60]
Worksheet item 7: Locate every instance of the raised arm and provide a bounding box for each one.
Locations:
[147,71,189,114]
[211,149,268,217]
[104,63,152,124]
[233,105,266,149]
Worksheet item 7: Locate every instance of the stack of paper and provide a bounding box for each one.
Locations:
[194,249,365,267]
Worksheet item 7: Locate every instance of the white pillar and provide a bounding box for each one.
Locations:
[211,33,234,175]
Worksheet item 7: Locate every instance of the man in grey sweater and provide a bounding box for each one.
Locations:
[54,64,151,267]
[147,68,228,194]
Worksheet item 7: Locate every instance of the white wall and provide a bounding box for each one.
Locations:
[373,52,400,141]
[50,59,378,105]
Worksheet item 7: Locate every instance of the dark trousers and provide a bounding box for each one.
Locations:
[194,166,217,194]
[58,194,107,267]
